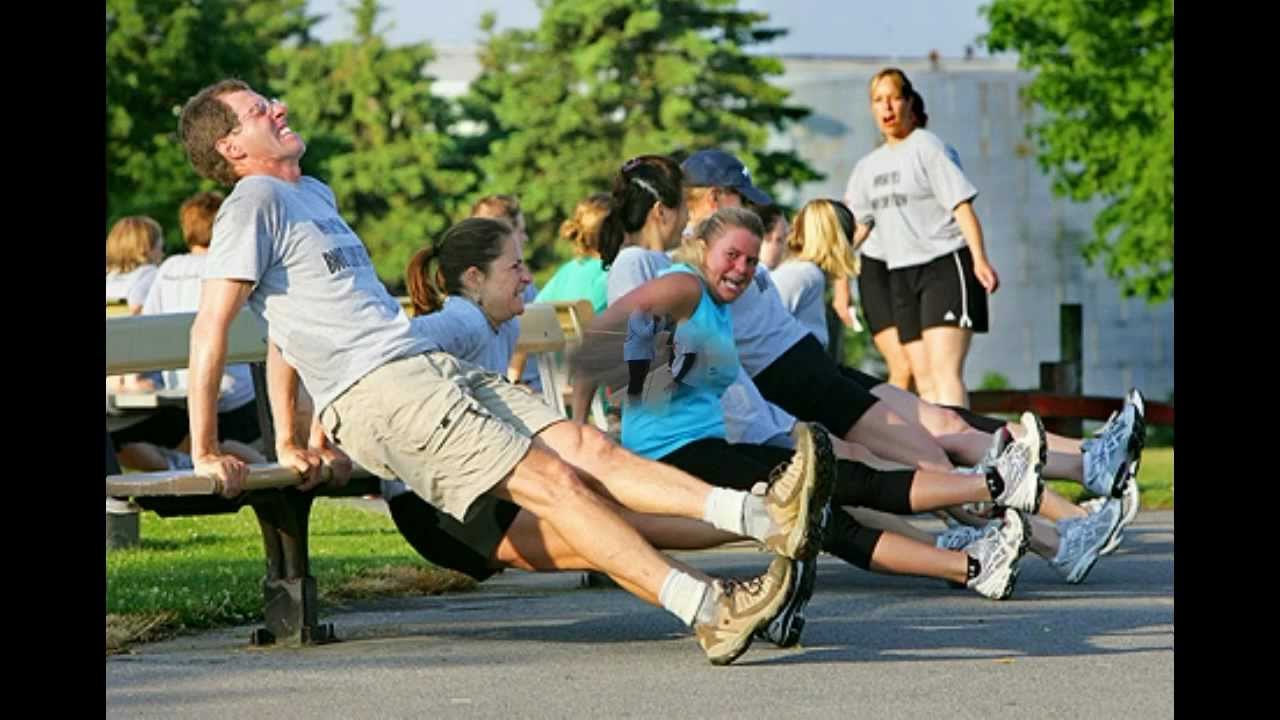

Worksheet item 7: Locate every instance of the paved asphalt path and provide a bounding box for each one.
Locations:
[106,510,1173,719]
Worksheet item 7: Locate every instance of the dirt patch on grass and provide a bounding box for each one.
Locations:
[324,564,477,602]
[107,611,180,656]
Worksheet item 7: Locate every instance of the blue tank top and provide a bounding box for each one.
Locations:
[621,264,739,459]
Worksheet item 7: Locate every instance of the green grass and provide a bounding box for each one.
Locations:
[1048,446,1173,509]
[106,501,474,653]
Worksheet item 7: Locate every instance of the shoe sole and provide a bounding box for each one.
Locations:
[706,561,795,666]
[772,423,837,560]
[1000,512,1032,599]
[762,556,816,648]
[1109,390,1147,499]
[1000,413,1046,514]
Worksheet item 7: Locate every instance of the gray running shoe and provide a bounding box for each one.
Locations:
[1082,390,1143,498]
[965,510,1030,600]
[1082,474,1140,556]
[936,523,985,551]
[990,413,1046,513]
[762,422,836,560]
[696,555,794,665]
[1050,499,1123,583]
[755,511,824,648]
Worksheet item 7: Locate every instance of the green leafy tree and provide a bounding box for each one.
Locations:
[270,0,479,285]
[982,0,1174,302]
[106,0,315,249]
[463,0,821,274]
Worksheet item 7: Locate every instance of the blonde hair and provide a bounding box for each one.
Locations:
[671,206,764,270]
[560,193,610,258]
[106,216,163,273]
[787,199,860,279]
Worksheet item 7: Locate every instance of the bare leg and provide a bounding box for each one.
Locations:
[1040,489,1088,522]
[490,444,694,604]
[901,339,937,403]
[116,442,169,471]
[921,326,973,408]
[844,402,955,472]
[872,327,914,391]
[493,508,736,597]
[908,468,992,511]
[868,532,969,585]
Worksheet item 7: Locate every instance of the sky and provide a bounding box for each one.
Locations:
[305,0,1000,59]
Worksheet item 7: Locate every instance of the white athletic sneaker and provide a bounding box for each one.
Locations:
[990,413,1046,513]
[1082,476,1140,556]
[965,511,1030,600]
[1050,499,1123,583]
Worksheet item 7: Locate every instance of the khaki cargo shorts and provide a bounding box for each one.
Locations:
[320,352,566,521]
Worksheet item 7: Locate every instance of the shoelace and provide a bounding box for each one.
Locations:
[720,574,767,599]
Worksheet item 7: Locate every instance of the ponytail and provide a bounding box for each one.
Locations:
[405,246,447,317]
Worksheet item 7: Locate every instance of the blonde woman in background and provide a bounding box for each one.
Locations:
[769,198,862,352]
[534,192,611,313]
[105,215,164,315]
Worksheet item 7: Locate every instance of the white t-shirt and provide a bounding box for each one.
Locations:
[770,259,829,349]
[605,246,795,445]
[141,252,256,413]
[204,175,433,413]
[106,265,158,308]
[728,265,812,377]
[844,129,977,269]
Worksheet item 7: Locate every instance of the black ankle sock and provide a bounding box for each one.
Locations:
[967,556,981,582]
[984,466,1005,499]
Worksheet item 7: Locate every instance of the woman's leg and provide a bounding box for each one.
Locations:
[900,339,937,402]
[921,325,973,408]
[872,327,915,392]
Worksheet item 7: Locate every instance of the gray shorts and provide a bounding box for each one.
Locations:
[320,352,566,522]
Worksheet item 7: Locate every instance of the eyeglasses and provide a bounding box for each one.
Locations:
[228,97,282,135]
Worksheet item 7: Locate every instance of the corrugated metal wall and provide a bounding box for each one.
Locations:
[770,57,1174,402]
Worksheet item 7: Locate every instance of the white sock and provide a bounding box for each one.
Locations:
[659,569,711,627]
[702,487,750,536]
[741,495,774,541]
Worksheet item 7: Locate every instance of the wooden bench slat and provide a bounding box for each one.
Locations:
[106,463,374,497]
[106,311,268,375]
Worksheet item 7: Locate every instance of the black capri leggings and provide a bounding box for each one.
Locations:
[751,334,881,438]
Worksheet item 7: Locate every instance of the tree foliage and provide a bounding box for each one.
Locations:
[982,0,1174,302]
[270,0,479,285]
[106,0,315,249]
[463,0,822,273]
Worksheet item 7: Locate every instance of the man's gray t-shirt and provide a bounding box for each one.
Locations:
[844,129,977,269]
[141,252,255,413]
[728,264,811,377]
[204,176,432,412]
[770,259,829,349]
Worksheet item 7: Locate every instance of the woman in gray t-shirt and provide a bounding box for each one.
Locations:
[845,68,999,409]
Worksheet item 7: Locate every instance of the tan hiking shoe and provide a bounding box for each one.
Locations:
[762,422,837,560]
[695,555,795,666]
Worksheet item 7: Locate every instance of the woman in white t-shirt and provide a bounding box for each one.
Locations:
[845,68,998,408]
[105,215,164,315]
[769,198,862,351]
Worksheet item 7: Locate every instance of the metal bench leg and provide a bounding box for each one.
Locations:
[247,489,336,646]
[105,430,140,549]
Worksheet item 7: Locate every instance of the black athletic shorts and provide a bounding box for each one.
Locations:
[387,492,522,582]
[108,400,263,450]
[889,247,989,343]
[752,334,880,438]
[857,255,896,336]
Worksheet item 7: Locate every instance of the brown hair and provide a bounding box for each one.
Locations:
[178,191,225,250]
[106,216,164,273]
[599,155,684,269]
[869,67,928,130]
[560,193,611,258]
[179,79,252,186]
[671,206,764,270]
[470,194,522,225]
[405,218,512,316]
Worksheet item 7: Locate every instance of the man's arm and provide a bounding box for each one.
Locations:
[189,278,254,497]
[267,341,352,492]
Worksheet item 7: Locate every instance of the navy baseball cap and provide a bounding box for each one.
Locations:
[681,150,772,205]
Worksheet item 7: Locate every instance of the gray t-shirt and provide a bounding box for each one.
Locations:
[106,264,158,308]
[411,296,515,376]
[605,246,795,445]
[770,259,829,349]
[844,129,977,269]
[204,175,433,413]
[728,265,812,377]
[141,252,256,413]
